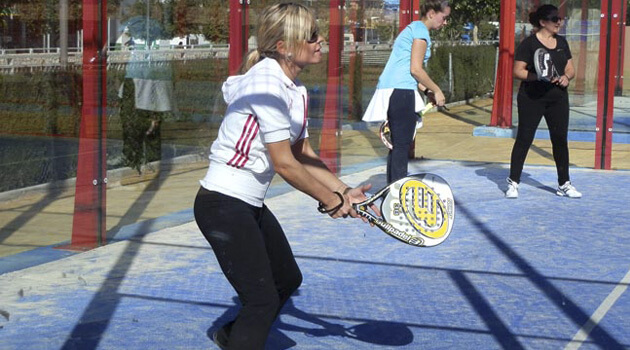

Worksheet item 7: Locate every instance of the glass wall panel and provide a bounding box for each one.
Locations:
[513,0,628,170]
[1,0,83,256]
[103,0,227,243]
[1,0,626,268]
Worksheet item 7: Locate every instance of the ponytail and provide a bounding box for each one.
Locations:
[240,50,262,74]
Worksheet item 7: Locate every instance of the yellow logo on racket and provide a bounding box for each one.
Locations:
[399,179,450,238]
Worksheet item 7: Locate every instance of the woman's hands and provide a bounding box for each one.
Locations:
[321,184,381,225]
[280,138,380,223]
[425,89,446,107]
[345,184,381,224]
[552,74,570,88]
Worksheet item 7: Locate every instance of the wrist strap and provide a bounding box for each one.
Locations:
[423,88,430,95]
[317,191,344,215]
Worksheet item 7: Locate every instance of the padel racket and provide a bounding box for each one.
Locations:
[379,102,436,150]
[353,173,455,247]
[534,48,560,82]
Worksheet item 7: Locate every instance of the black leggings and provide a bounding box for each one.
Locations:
[387,89,419,183]
[510,90,570,185]
[193,187,302,349]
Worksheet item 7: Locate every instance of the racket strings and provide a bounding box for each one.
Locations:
[353,174,454,247]
[402,185,445,232]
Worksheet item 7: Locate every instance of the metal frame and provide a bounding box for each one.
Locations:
[490,0,516,128]
[320,0,345,174]
[229,0,249,75]
[67,0,107,250]
[595,0,623,169]
[491,0,626,169]
[66,0,628,250]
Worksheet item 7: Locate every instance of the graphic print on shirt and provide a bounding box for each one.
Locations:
[227,114,259,168]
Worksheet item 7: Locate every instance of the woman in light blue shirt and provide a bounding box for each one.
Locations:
[365,0,450,182]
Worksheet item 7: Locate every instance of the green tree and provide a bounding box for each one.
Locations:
[449,0,500,43]
[198,0,228,43]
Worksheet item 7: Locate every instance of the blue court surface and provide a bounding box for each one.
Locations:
[1,160,629,350]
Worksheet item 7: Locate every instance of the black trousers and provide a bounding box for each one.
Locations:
[120,78,162,173]
[387,89,419,183]
[193,187,302,349]
[510,89,570,186]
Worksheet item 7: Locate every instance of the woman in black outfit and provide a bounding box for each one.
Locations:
[506,4,582,199]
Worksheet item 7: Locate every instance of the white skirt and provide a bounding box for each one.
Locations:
[133,79,175,112]
[362,88,426,129]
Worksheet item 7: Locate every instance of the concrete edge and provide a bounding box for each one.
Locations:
[473,125,630,144]
[0,153,207,203]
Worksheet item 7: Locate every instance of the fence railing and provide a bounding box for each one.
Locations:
[0,41,499,73]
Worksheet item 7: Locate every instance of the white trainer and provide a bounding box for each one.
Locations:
[505,178,519,199]
[557,181,582,198]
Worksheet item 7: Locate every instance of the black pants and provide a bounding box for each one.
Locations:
[510,89,570,185]
[120,78,163,173]
[387,89,419,183]
[193,187,302,349]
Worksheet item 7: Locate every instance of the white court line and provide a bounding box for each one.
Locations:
[564,268,630,350]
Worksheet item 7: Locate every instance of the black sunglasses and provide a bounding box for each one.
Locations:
[307,30,320,44]
[547,16,566,23]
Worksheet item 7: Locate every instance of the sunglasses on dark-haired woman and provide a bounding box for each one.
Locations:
[547,16,567,23]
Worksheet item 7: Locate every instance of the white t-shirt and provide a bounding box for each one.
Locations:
[200,58,309,207]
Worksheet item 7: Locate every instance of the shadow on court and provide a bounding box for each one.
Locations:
[209,296,414,349]
[0,159,629,349]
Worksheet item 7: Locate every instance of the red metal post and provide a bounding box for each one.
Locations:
[399,0,413,31]
[595,0,622,169]
[66,0,107,249]
[412,0,421,21]
[320,0,344,174]
[229,0,249,75]
[490,0,516,127]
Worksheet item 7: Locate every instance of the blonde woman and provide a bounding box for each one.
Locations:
[364,0,450,183]
[193,3,376,349]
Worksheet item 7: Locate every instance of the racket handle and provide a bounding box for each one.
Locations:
[419,102,434,116]
[354,206,425,247]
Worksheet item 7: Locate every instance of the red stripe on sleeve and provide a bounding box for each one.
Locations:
[227,115,260,168]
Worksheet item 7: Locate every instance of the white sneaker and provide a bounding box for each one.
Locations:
[557,181,582,198]
[505,178,519,198]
